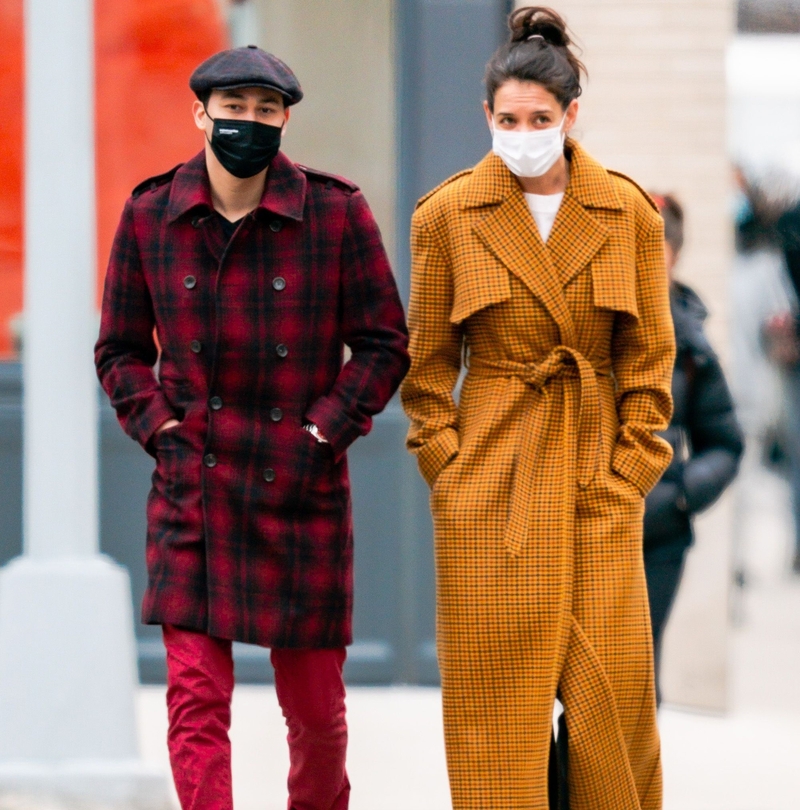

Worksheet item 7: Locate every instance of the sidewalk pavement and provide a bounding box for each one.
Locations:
[137,465,800,810]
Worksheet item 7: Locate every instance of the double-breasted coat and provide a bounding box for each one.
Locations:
[401,140,675,810]
[96,150,409,649]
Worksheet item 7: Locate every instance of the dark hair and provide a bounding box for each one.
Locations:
[651,193,685,254]
[484,6,586,112]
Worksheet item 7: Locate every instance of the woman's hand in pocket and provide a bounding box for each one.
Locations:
[611,470,642,500]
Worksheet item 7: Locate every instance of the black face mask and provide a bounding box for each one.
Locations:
[206,113,282,178]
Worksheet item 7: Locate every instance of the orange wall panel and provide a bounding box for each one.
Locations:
[0,1,24,358]
[95,0,229,303]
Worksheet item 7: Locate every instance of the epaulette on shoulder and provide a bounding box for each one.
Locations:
[416,168,474,210]
[131,164,183,199]
[607,169,659,213]
[296,165,359,193]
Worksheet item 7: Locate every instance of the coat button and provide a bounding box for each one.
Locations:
[270,407,283,422]
[190,340,202,353]
[204,453,217,468]
[275,343,288,358]
[269,219,283,233]
[263,468,276,482]
[183,275,197,289]
[272,277,286,291]
[209,396,223,411]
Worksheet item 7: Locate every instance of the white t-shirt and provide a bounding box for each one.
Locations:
[524,191,564,243]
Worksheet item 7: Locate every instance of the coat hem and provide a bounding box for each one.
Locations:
[142,613,353,649]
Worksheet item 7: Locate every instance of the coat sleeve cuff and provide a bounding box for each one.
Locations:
[414,427,460,488]
[611,429,673,496]
[305,398,364,462]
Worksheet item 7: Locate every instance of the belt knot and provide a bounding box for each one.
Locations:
[469,347,605,556]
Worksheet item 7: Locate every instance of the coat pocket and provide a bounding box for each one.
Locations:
[610,469,642,500]
[158,379,192,419]
[152,424,190,502]
[290,423,346,505]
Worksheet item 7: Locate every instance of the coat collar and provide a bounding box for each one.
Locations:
[462,139,621,346]
[167,150,307,223]
[563,139,623,211]
[461,138,622,212]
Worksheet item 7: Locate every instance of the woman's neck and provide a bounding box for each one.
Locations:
[516,154,569,195]
[205,146,268,221]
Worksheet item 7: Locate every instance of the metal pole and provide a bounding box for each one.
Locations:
[0,0,170,802]
[23,0,98,560]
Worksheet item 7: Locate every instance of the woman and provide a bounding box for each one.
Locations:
[644,195,743,702]
[401,7,675,809]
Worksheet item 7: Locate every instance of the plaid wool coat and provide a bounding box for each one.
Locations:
[96,150,409,649]
[402,140,675,810]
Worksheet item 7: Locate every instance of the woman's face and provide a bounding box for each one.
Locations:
[484,79,578,133]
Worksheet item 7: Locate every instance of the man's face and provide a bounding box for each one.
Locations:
[192,86,289,141]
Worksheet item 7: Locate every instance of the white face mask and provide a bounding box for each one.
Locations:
[491,113,568,178]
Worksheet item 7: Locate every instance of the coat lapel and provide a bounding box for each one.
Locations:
[466,154,577,345]
[256,151,307,222]
[548,141,623,287]
[546,195,608,287]
[164,151,307,263]
[167,151,214,223]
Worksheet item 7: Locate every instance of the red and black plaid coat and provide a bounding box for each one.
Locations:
[95,150,409,648]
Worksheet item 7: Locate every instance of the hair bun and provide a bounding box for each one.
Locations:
[509,6,572,48]
[486,5,585,111]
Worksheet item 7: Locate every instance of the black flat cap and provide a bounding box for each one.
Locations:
[190,45,303,106]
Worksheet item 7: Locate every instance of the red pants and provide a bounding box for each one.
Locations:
[162,625,349,810]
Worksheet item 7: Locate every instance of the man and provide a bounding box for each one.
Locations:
[95,46,409,810]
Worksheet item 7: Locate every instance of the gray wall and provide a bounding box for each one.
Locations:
[396,0,512,298]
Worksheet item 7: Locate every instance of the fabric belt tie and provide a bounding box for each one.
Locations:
[469,347,607,556]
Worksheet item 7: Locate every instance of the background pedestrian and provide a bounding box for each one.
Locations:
[645,193,744,703]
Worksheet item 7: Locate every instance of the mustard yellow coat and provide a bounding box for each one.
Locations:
[401,140,675,810]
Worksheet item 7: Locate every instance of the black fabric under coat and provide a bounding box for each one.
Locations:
[643,282,744,560]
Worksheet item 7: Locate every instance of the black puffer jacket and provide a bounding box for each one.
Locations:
[643,283,744,558]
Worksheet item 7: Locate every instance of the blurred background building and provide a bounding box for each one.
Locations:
[0,0,515,689]
[2,0,800,723]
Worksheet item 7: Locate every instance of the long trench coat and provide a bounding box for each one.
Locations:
[401,140,675,810]
[95,150,409,649]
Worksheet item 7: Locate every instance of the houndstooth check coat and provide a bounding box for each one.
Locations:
[401,139,675,810]
[96,150,409,649]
